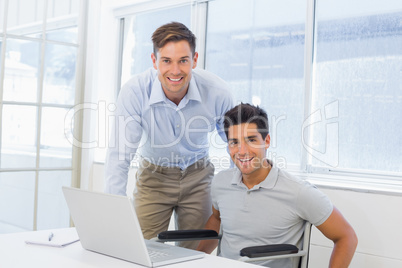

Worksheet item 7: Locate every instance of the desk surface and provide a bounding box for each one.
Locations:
[0,228,260,268]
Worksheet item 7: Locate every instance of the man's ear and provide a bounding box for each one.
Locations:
[265,134,271,149]
[151,53,158,70]
[192,52,198,69]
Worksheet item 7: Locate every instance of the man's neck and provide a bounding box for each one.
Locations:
[242,160,272,189]
[165,90,187,106]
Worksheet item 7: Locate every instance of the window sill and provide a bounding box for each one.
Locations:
[292,171,402,197]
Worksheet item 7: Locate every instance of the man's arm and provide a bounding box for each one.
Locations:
[104,111,142,195]
[196,206,221,254]
[104,83,143,196]
[316,206,358,268]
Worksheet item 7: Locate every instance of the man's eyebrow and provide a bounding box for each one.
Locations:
[160,56,190,60]
[228,135,258,141]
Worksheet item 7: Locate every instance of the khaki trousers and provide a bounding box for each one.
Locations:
[133,157,214,249]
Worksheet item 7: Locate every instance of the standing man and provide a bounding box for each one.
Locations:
[197,103,358,267]
[104,22,233,249]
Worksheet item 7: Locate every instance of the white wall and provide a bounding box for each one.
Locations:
[309,188,402,268]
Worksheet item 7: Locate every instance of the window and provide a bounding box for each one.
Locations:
[206,0,306,170]
[0,0,85,233]
[204,0,402,187]
[112,0,402,190]
[312,0,402,175]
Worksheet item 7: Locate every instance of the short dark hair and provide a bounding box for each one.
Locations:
[223,103,269,139]
[151,22,196,57]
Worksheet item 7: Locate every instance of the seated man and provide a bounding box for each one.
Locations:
[197,103,358,268]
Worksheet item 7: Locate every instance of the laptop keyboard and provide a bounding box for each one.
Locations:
[148,249,170,260]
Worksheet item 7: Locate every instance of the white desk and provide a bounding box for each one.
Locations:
[0,228,260,268]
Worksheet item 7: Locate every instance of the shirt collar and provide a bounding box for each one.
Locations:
[149,73,201,106]
[231,161,278,190]
[259,165,278,190]
[231,169,243,185]
[149,78,166,105]
[186,76,202,102]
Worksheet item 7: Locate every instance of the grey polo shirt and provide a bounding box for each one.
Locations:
[212,165,333,268]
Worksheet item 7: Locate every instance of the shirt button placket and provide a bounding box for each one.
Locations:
[244,190,251,208]
[173,114,181,136]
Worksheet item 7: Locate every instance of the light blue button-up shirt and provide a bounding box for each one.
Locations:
[105,68,233,195]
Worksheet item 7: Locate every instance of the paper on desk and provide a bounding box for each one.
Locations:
[25,229,80,248]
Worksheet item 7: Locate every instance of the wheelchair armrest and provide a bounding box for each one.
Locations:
[240,244,299,258]
[157,229,221,241]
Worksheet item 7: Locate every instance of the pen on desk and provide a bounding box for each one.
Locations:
[48,232,54,241]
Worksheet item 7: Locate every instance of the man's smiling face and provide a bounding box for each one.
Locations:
[228,123,270,177]
[151,40,198,104]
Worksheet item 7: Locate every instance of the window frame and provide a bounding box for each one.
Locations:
[303,0,402,194]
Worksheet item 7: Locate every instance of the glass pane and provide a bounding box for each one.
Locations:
[3,38,40,102]
[0,0,5,35]
[206,0,306,169]
[40,107,72,168]
[6,0,44,37]
[37,170,71,230]
[42,43,77,105]
[1,105,37,168]
[46,0,79,43]
[120,4,191,85]
[46,26,78,43]
[312,0,402,172]
[0,172,35,234]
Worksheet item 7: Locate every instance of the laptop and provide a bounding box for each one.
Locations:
[62,186,205,267]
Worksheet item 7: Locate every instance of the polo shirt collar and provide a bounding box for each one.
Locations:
[259,165,278,190]
[230,161,279,190]
[149,73,201,106]
[231,169,243,185]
